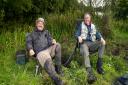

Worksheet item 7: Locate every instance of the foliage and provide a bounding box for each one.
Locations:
[0,16,128,84]
[0,0,80,22]
[112,0,128,19]
[0,0,128,85]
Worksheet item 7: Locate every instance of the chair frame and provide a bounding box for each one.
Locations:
[26,33,41,76]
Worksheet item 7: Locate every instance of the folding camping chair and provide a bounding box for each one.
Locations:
[26,33,41,76]
[64,19,82,66]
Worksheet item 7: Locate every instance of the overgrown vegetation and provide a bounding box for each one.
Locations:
[0,0,128,85]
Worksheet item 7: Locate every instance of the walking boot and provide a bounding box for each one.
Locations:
[86,67,97,84]
[44,59,63,85]
[97,58,104,74]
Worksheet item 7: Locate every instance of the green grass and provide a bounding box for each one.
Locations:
[0,14,128,85]
[0,29,128,85]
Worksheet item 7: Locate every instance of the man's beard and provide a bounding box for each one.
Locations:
[37,27,43,31]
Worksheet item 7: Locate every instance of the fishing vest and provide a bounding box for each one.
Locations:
[80,22,96,42]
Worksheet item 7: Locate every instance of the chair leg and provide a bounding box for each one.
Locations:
[35,64,39,76]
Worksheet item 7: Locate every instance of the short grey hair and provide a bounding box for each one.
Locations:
[36,18,44,23]
[84,13,91,18]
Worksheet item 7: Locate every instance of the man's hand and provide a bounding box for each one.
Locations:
[52,39,56,44]
[101,38,106,45]
[78,36,83,43]
[29,49,35,56]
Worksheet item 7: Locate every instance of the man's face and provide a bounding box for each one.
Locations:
[84,14,91,25]
[36,21,44,31]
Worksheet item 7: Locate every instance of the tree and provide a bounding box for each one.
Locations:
[0,0,80,21]
[1,0,32,21]
[113,0,128,19]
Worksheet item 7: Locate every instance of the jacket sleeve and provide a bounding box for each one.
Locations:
[96,31,103,41]
[75,23,81,38]
[46,30,53,46]
[26,33,33,50]
[95,25,103,41]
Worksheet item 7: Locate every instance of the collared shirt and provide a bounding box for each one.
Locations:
[86,24,92,41]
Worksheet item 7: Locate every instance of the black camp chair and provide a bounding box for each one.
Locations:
[26,33,41,76]
[63,39,79,67]
[64,19,101,67]
[64,19,82,67]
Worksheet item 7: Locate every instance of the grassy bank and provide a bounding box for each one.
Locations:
[0,13,128,85]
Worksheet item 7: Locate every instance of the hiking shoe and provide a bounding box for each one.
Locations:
[54,78,64,85]
[86,67,97,84]
[55,65,64,76]
[44,59,64,85]
[97,58,104,74]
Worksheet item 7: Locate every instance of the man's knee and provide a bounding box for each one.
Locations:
[56,43,61,48]
[80,43,89,56]
[37,51,51,66]
[100,38,106,45]
[83,50,89,57]
[55,43,61,52]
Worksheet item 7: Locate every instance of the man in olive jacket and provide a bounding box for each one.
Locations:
[26,18,63,85]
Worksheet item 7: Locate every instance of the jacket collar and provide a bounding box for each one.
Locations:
[82,21,92,28]
[34,28,45,32]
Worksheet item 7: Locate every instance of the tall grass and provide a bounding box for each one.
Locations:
[0,11,128,85]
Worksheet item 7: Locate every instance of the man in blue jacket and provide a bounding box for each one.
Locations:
[75,13,106,83]
[26,18,63,85]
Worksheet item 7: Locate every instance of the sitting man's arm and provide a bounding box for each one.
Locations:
[46,30,56,45]
[26,34,35,56]
[75,25,83,43]
[96,32,106,45]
